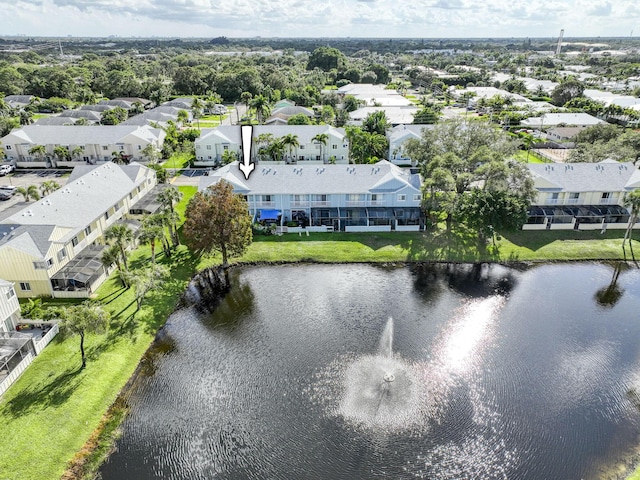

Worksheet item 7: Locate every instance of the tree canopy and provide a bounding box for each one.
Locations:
[183,180,253,266]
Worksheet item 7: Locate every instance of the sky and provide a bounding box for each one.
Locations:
[0,0,639,39]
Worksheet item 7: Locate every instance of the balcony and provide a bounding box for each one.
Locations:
[290,201,310,208]
[252,201,276,208]
[566,198,580,205]
[546,198,560,205]
[600,198,616,205]
[311,201,331,207]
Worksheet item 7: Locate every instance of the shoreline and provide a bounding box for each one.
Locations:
[69,259,639,479]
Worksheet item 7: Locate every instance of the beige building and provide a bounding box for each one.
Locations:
[0,162,157,298]
[0,280,20,333]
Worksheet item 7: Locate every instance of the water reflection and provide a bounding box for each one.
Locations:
[100,263,640,480]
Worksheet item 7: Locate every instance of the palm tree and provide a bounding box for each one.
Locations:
[104,223,134,271]
[137,219,164,264]
[16,185,40,202]
[19,110,33,126]
[250,95,271,124]
[28,145,46,162]
[53,145,70,163]
[111,151,127,164]
[623,189,640,263]
[312,133,329,163]
[40,180,61,197]
[265,138,285,162]
[71,146,84,161]
[177,109,189,126]
[191,98,204,129]
[157,186,183,246]
[281,134,299,164]
[100,243,125,285]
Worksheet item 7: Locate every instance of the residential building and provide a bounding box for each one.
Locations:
[524,161,639,230]
[265,105,315,125]
[0,162,157,298]
[520,113,605,129]
[199,160,424,232]
[0,280,19,333]
[1,125,165,168]
[3,95,34,110]
[387,124,431,166]
[349,106,419,126]
[194,125,349,167]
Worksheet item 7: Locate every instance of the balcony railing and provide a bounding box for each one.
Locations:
[600,198,616,205]
[546,198,560,205]
[566,198,580,204]
[310,201,330,207]
[252,201,276,208]
[290,201,310,208]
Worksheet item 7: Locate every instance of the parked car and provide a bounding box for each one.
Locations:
[0,191,13,201]
[0,164,14,176]
[0,185,17,194]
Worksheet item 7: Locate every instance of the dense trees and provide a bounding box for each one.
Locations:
[405,118,532,231]
[183,180,252,266]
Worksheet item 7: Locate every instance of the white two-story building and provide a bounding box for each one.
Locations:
[1,125,165,168]
[199,160,424,232]
[194,125,349,167]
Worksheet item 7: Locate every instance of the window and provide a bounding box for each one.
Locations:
[83,156,89,161]
[57,248,67,262]
[602,192,612,199]
[19,282,31,291]
[119,145,125,151]
[6,287,15,300]
[299,145,305,150]
[104,211,110,220]
[316,155,321,161]
[206,145,212,150]
[85,225,92,236]
[71,236,79,247]
[33,261,47,270]
[398,194,406,201]
[262,195,273,202]
[103,146,109,151]
[570,193,579,199]
[313,194,328,202]
[413,194,421,202]
[196,144,201,149]
[332,144,338,149]
[5,145,11,150]
[47,258,53,267]
[223,145,229,151]
[371,194,379,202]
[137,145,142,150]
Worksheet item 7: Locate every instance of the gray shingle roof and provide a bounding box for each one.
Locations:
[2,125,162,146]
[528,161,640,192]
[0,224,57,258]
[1,162,152,230]
[199,160,420,195]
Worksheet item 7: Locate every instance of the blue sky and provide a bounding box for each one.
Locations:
[0,0,638,39]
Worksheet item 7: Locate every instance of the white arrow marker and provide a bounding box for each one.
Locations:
[239,125,255,180]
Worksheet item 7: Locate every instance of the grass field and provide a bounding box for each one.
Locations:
[1,184,640,479]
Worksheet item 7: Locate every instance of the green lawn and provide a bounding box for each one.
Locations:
[2,184,640,480]
[513,149,549,163]
[161,152,192,170]
[0,188,198,480]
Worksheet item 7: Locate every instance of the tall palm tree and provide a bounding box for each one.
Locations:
[104,223,134,271]
[157,186,183,246]
[137,219,164,264]
[265,138,285,162]
[16,185,40,202]
[191,98,204,129]
[100,244,131,288]
[250,95,271,124]
[623,189,640,263]
[281,134,299,164]
[312,133,329,163]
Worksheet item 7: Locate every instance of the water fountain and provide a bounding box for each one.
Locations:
[336,317,432,432]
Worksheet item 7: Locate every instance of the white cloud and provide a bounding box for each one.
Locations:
[1,0,639,38]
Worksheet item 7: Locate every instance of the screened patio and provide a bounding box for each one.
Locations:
[51,244,107,292]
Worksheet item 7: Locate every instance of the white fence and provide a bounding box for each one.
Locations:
[0,352,34,397]
[0,323,59,397]
[35,323,59,355]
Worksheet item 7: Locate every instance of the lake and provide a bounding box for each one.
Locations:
[100,262,640,479]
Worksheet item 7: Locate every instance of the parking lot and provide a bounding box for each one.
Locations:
[0,170,71,217]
